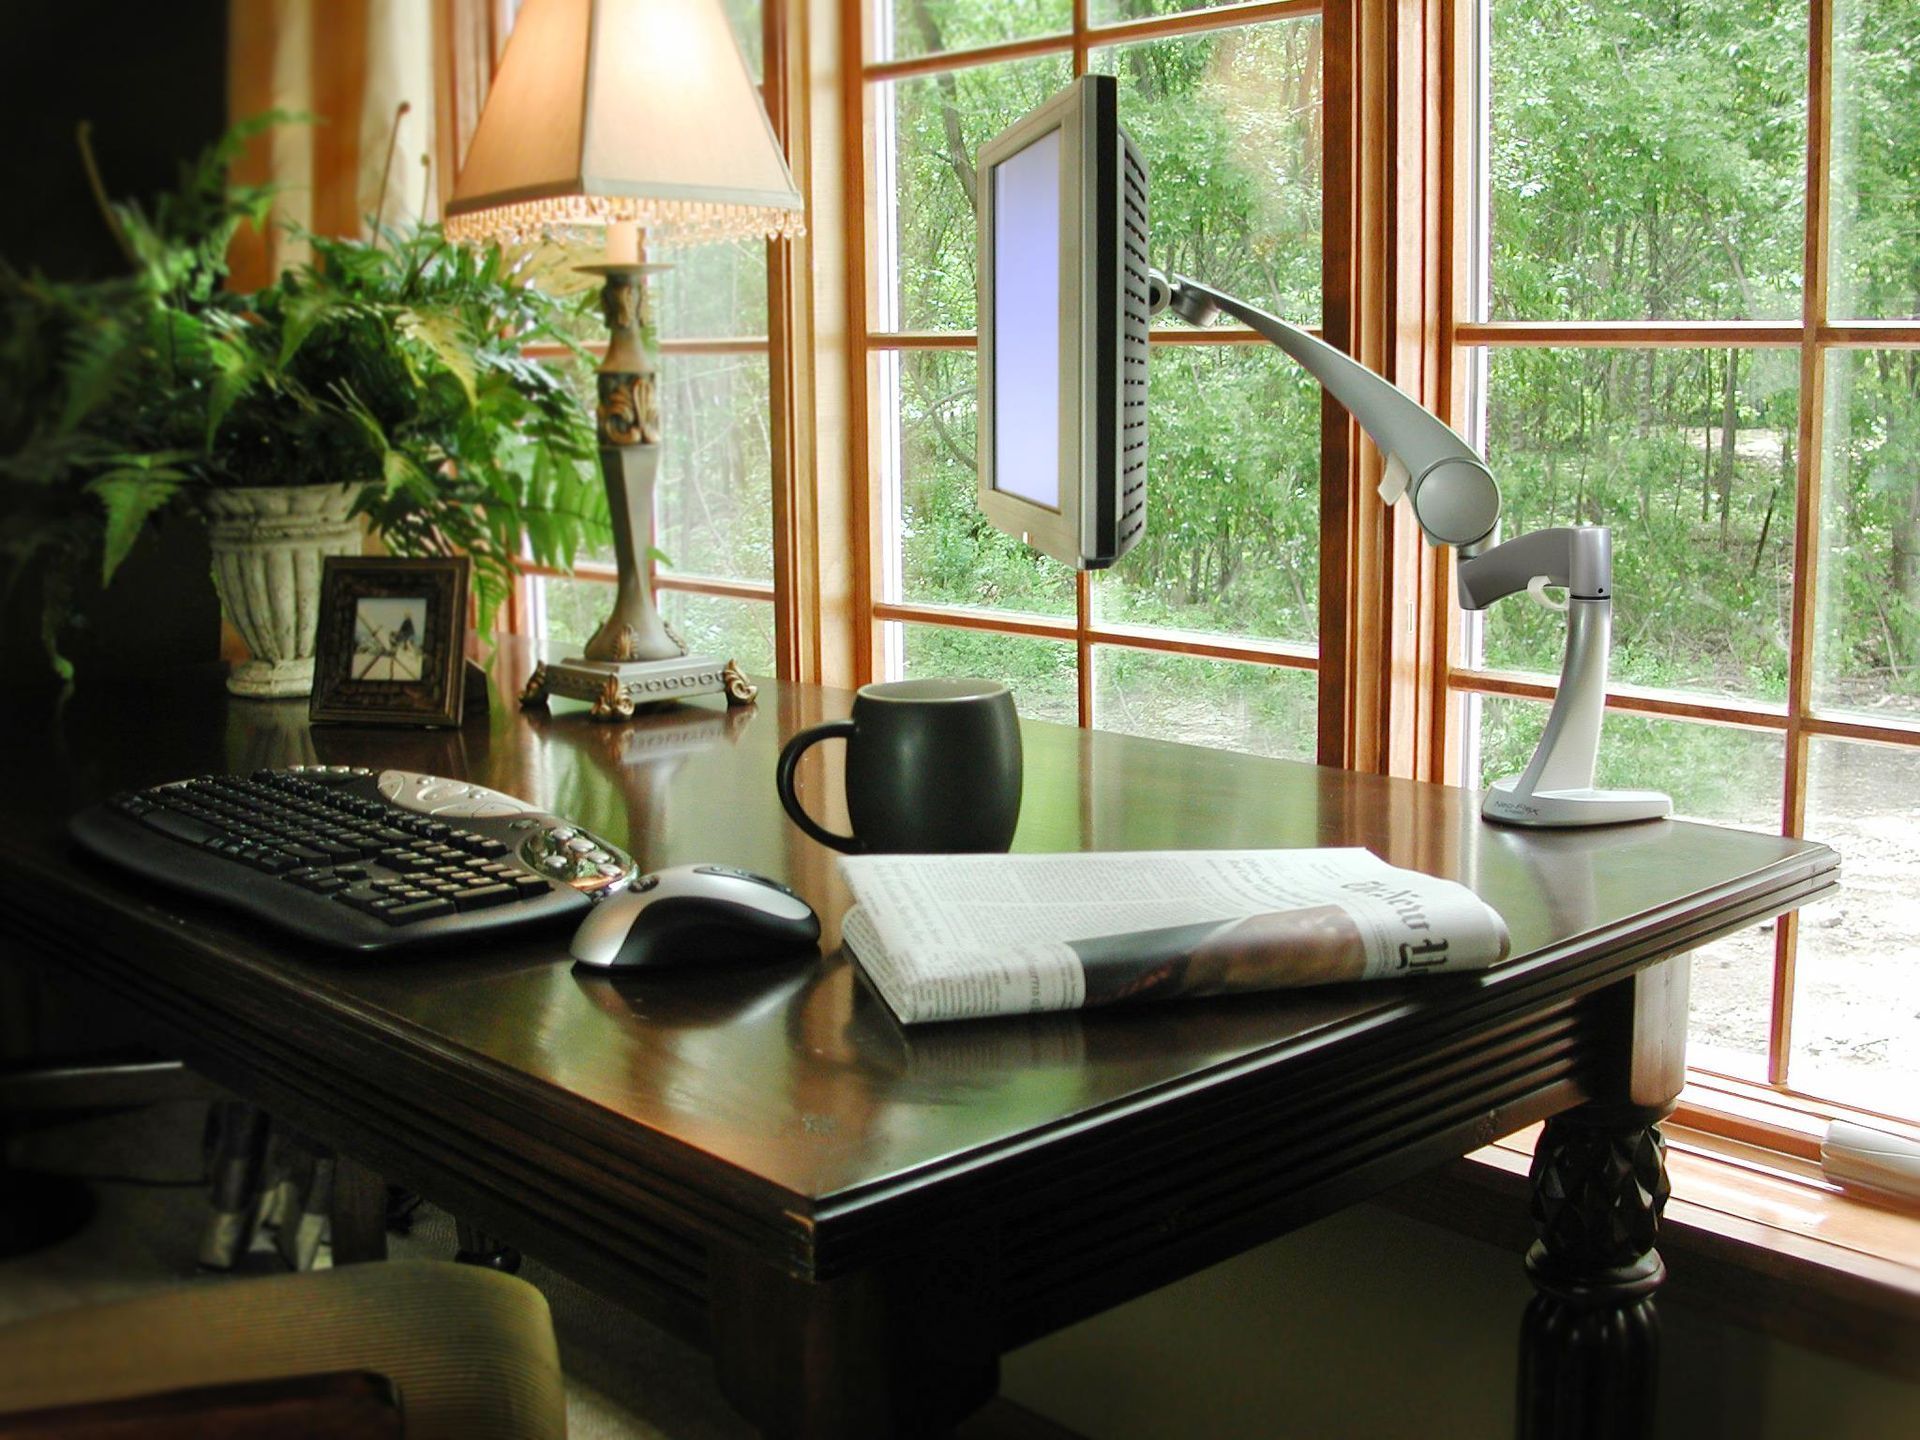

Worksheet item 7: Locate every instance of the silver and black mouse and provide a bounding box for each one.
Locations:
[569,864,821,970]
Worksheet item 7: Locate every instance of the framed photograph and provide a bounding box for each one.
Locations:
[310,556,470,727]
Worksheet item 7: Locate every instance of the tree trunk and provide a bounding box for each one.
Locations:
[908,0,977,212]
[1891,357,1920,673]
[1717,349,1738,545]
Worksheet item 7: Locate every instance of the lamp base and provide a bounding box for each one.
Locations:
[520,655,758,720]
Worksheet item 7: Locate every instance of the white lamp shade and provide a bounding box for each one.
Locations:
[445,0,804,246]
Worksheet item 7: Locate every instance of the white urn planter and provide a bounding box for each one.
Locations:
[204,482,364,698]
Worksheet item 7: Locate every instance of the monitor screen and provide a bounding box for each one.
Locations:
[988,127,1063,513]
[976,75,1144,570]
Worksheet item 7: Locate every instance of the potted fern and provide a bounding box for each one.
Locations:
[0,121,608,694]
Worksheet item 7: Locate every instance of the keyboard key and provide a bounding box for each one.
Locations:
[139,809,224,845]
[332,888,388,916]
[450,883,517,911]
[384,898,455,924]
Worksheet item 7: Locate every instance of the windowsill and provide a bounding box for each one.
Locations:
[1383,1119,1920,1382]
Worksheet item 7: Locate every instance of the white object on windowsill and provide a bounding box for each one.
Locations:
[1821,1119,1920,1208]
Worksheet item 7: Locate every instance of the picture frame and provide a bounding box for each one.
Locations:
[310,556,471,728]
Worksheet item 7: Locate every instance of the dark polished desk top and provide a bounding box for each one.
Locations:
[0,643,1836,1330]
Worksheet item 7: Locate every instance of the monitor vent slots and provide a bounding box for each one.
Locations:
[1118,139,1150,553]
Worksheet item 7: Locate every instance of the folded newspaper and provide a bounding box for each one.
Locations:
[839,849,1511,1025]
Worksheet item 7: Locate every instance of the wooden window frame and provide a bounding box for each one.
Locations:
[1431,0,1920,1130]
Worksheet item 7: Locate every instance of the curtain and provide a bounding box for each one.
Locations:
[226,0,441,289]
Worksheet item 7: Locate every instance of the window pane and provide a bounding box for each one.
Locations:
[1092,345,1320,644]
[530,238,769,351]
[1685,924,1777,1087]
[1469,348,1799,704]
[560,352,774,576]
[1486,0,1806,321]
[1792,736,1920,1111]
[538,577,774,677]
[1091,16,1323,326]
[874,0,1071,64]
[1466,696,1783,824]
[1089,0,1255,25]
[1095,649,1316,761]
[656,353,774,583]
[1829,0,1920,320]
[661,590,777,676]
[653,238,769,338]
[1468,696,1786,1082]
[891,620,1078,724]
[874,56,1075,333]
[882,349,1077,617]
[540,575,615,655]
[720,0,763,79]
[1814,350,1920,721]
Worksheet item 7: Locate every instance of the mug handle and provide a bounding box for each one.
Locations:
[775,719,862,853]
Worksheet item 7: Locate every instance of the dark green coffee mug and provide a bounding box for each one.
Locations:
[775,678,1022,854]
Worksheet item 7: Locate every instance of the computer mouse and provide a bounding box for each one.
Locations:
[569,864,821,970]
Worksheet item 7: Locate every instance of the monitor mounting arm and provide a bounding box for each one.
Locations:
[1148,271,1670,827]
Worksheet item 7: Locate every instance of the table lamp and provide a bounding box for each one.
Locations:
[444,0,803,720]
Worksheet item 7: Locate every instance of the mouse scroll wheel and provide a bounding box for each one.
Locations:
[628,873,661,894]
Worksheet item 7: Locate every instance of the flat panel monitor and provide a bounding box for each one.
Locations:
[977,75,1148,570]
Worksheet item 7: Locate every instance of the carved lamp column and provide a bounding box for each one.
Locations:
[579,259,678,667]
[443,0,804,720]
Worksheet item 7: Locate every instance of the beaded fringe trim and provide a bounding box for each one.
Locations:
[445,194,805,247]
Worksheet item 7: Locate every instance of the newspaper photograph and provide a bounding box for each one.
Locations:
[838,849,1511,1026]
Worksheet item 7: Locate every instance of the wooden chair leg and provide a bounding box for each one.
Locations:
[329,1153,388,1265]
[197,1101,269,1271]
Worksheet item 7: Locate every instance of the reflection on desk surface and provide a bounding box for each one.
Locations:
[0,641,1835,1207]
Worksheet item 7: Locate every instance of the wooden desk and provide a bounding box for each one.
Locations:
[0,645,1837,1439]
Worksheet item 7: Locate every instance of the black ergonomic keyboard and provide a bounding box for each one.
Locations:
[70,767,638,954]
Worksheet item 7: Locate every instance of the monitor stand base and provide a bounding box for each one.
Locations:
[1483,779,1673,829]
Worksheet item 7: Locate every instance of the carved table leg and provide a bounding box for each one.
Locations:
[1518,1106,1670,1438]
[1518,956,1688,1440]
[708,1243,999,1440]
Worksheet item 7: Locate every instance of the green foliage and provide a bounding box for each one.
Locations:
[1491,0,1807,321]
[0,121,610,674]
